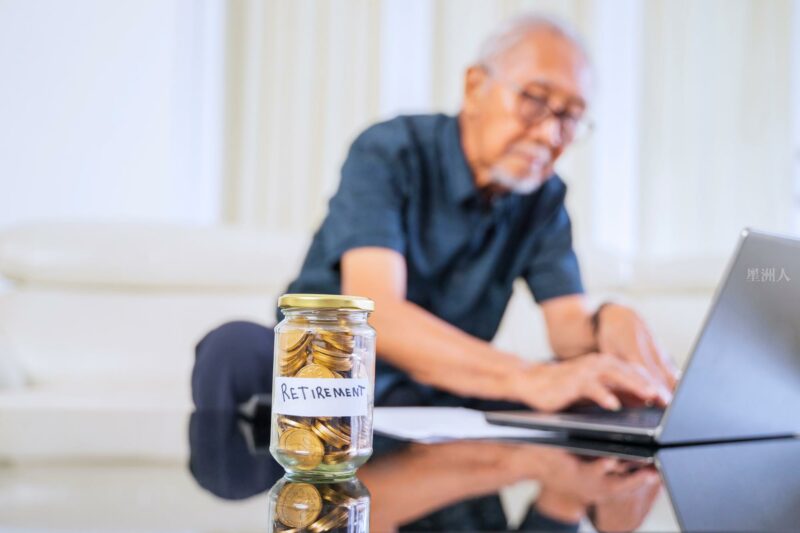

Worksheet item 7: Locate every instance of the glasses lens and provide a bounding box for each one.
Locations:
[517,93,550,126]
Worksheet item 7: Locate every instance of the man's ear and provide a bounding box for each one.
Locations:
[462,65,489,116]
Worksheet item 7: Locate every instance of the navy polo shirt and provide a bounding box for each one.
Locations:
[284,113,584,332]
[283,114,583,389]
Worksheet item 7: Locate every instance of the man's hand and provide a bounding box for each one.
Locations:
[508,353,670,412]
[595,304,678,393]
[588,465,662,533]
[542,296,678,402]
[533,452,660,525]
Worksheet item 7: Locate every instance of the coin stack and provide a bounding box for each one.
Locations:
[276,326,360,471]
[278,327,355,378]
[273,480,365,532]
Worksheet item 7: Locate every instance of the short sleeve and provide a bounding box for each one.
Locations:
[322,139,407,264]
[523,204,584,303]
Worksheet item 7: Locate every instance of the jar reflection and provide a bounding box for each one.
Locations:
[267,476,370,533]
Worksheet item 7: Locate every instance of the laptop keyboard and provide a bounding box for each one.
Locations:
[558,406,665,429]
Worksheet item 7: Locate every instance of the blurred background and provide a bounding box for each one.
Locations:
[0,0,798,466]
[0,0,798,529]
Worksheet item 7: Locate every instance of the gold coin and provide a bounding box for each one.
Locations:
[310,348,349,363]
[278,416,310,431]
[280,363,305,377]
[311,360,351,373]
[308,507,349,533]
[312,419,350,448]
[280,348,309,372]
[322,449,354,465]
[311,340,350,358]
[281,348,307,361]
[310,421,334,447]
[279,330,311,352]
[280,356,307,377]
[334,422,351,438]
[318,332,354,353]
[320,484,357,505]
[320,417,350,440]
[311,421,345,448]
[320,330,353,342]
[311,351,352,372]
[278,428,324,469]
[295,363,336,379]
[279,359,304,374]
[280,348,307,363]
[322,418,349,437]
[276,482,322,528]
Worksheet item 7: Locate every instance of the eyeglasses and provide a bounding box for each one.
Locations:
[482,66,593,143]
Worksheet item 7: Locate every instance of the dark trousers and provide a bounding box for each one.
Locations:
[192,321,528,411]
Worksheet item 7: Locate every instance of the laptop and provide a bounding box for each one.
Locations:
[486,228,800,445]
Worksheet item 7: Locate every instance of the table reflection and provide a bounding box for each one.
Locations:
[188,412,663,531]
[188,411,800,531]
[359,439,660,532]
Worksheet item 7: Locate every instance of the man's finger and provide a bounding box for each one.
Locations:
[601,467,660,496]
[583,381,622,411]
[642,331,679,390]
[656,350,679,391]
[627,353,673,406]
[631,328,672,392]
[585,456,619,476]
[598,358,663,406]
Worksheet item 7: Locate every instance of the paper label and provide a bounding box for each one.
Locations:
[273,377,370,417]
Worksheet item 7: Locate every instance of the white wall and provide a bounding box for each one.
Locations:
[220,0,800,291]
[1,0,798,290]
[0,0,225,229]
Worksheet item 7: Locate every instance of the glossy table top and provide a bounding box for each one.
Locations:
[2,410,799,532]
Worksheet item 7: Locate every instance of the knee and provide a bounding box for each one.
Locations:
[192,321,274,410]
[195,320,273,370]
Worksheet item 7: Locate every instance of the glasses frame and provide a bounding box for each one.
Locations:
[480,65,594,143]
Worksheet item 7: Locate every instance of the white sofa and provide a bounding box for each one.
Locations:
[0,221,310,462]
[0,220,714,463]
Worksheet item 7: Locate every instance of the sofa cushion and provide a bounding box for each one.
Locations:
[0,220,309,290]
[0,286,275,385]
[0,380,191,461]
[0,332,25,389]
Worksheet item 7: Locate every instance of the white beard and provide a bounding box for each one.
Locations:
[489,166,545,195]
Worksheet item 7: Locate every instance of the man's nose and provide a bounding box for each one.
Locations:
[528,113,563,148]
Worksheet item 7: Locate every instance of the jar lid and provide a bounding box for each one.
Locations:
[278,293,375,311]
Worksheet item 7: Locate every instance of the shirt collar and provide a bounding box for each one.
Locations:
[441,115,480,205]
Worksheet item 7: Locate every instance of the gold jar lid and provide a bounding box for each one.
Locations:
[278,293,375,312]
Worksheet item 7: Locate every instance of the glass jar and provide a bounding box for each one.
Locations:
[267,476,370,532]
[270,294,376,479]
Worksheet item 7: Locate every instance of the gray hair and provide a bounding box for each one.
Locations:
[475,14,590,70]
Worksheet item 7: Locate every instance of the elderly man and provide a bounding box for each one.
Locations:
[193,15,676,411]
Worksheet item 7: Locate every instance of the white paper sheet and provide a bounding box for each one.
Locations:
[373,406,555,443]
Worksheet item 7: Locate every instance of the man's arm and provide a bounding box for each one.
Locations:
[341,247,527,401]
[541,295,678,391]
[539,294,597,358]
[341,247,667,410]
